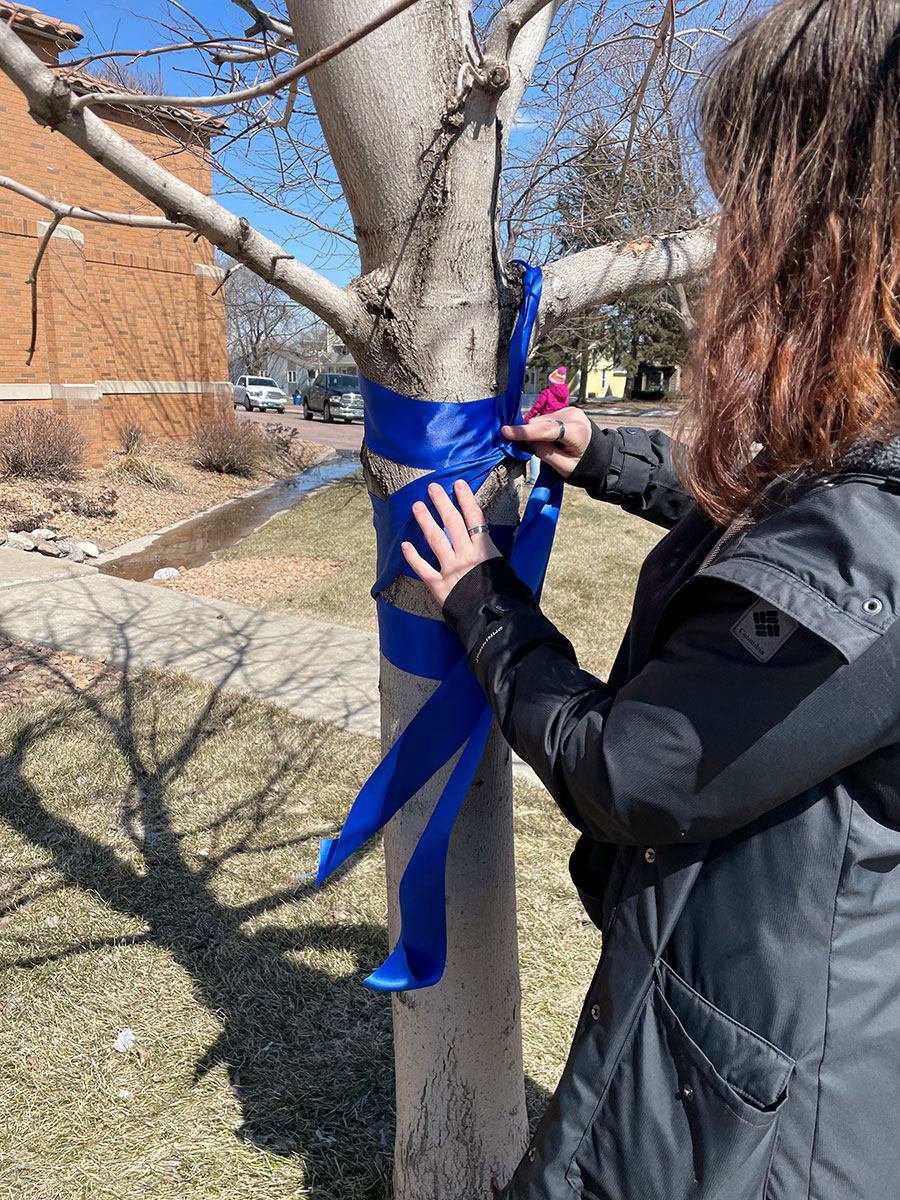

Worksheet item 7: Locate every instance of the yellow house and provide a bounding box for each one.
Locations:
[584,357,629,399]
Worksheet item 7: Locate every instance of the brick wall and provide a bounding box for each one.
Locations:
[0,25,230,464]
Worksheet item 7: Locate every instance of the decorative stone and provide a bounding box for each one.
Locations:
[29,527,58,541]
[6,532,36,551]
[35,540,62,558]
[57,541,85,563]
[152,566,180,581]
[76,541,100,558]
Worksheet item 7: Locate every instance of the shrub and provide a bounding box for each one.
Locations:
[193,416,265,477]
[45,486,118,518]
[0,408,85,480]
[118,423,145,455]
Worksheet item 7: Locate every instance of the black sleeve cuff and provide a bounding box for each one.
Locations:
[442,556,537,645]
[567,423,618,498]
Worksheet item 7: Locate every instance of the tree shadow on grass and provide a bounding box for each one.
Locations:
[0,644,553,1197]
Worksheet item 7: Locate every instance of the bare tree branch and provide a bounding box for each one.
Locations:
[485,0,560,60]
[611,0,675,210]
[69,0,424,114]
[539,224,716,338]
[26,214,62,366]
[230,0,295,41]
[0,20,363,339]
[0,174,192,230]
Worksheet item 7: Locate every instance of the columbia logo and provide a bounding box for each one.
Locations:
[753,610,781,638]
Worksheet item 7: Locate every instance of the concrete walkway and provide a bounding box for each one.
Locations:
[0,546,380,737]
[0,547,540,782]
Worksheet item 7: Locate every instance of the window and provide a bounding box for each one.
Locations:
[288,370,297,383]
[601,369,607,390]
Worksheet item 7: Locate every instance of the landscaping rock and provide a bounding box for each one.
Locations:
[29,527,58,541]
[152,566,180,581]
[35,540,62,558]
[57,541,86,563]
[76,541,100,559]
[6,532,36,551]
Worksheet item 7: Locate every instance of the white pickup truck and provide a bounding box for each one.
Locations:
[233,375,287,413]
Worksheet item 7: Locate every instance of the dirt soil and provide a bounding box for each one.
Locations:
[0,636,117,713]
[157,555,346,606]
[0,434,329,552]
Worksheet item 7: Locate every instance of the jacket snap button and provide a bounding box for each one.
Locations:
[590,1004,601,1021]
[527,1148,536,1162]
[863,597,883,615]
[682,1085,694,1102]
[644,848,656,864]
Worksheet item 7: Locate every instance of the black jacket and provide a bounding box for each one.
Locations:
[444,425,900,1200]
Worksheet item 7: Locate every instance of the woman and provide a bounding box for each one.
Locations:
[402,2,900,1197]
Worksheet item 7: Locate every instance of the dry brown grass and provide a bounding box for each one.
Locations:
[0,672,594,1199]
[225,471,664,674]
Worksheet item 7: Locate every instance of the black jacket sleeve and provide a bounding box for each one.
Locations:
[443,558,870,845]
[568,423,695,529]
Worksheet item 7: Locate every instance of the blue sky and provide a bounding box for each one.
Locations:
[60,1,356,284]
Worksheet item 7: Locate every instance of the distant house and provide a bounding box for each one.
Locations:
[633,362,683,399]
[0,4,229,464]
[230,328,357,395]
[582,358,629,400]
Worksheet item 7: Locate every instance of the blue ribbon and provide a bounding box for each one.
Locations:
[316,264,563,990]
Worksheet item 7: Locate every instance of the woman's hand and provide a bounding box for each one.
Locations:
[401,479,501,606]
[502,406,593,478]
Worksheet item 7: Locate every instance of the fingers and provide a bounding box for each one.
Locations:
[452,478,487,531]
[411,500,455,569]
[428,482,469,546]
[501,415,568,444]
[401,540,441,584]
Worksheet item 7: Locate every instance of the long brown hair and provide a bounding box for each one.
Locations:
[681,0,900,523]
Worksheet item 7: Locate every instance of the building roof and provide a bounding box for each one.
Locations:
[0,3,83,48]
[2,4,224,134]
[55,64,227,133]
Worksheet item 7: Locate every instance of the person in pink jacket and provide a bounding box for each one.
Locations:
[524,367,570,480]
[525,366,570,422]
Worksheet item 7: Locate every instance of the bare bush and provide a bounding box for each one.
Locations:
[193,416,265,477]
[0,409,85,480]
[118,423,145,455]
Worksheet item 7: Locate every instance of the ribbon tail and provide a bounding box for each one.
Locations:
[317,657,485,884]
[365,705,495,992]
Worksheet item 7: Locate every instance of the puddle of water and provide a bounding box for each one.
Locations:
[99,452,361,582]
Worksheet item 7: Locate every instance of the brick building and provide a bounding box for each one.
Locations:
[0,4,230,464]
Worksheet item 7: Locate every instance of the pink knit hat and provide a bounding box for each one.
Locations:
[549,366,567,385]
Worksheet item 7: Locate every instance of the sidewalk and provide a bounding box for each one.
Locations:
[0,546,381,737]
[0,547,541,782]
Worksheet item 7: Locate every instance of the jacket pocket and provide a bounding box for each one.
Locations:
[568,961,795,1200]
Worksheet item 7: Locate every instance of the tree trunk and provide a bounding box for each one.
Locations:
[283,5,536,1194]
[578,346,589,404]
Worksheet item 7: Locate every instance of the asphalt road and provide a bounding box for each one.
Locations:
[235,401,680,454]
[236,404,364,453]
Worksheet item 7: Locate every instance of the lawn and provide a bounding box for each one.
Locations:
[223,473,664,679]
[0,672,597,1200]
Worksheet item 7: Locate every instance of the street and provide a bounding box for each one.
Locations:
[236,404,364,453]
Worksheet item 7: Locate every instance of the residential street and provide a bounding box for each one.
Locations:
[236,405,364,452]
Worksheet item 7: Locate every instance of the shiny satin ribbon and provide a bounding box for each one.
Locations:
[316,264,563,990]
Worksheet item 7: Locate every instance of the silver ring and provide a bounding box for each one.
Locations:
[467,524,490,536]
[554,420,566,448]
